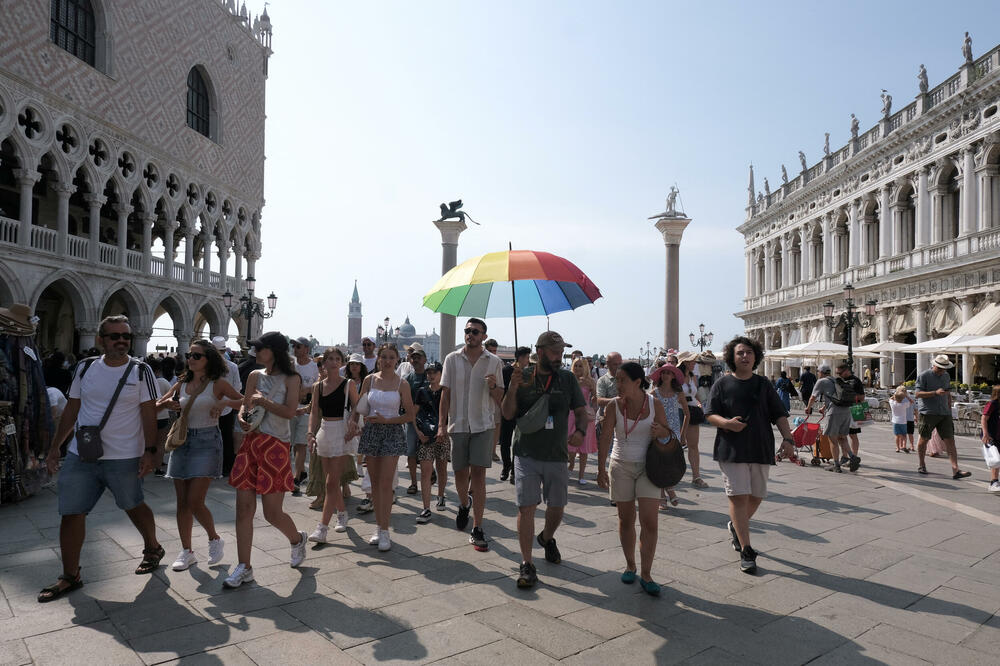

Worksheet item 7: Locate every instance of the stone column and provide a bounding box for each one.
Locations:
[77,324,98,355]
[763,243,774,293]
[848,201,860,267]
[890,203,906,254]
[878,185,892,258]
[745,252,752,298]
[164,221,176,277]
[131,327,152,358]
[246,253,258,281]
[202,231,213,288]
[434,218,468,355]
[960,147,977,236]
[930,186,946,243]
[654,215,691,351]
[218,245,229,291]
[781,235,792,288]
[799,226,811,282]
[977,164,997,232]
[141,213,155,273]
[174,330,191,357]
[234,246,244,288]
[960,296,975,383]
[183,230,195,283]
[114,203,131,268]
[913,302,929,375]
[822,214,833,276]
[14,169,41,248]
[877,309,890,387]
[84,194,106,264]
[915,167,930,248]
[53,181,75,257]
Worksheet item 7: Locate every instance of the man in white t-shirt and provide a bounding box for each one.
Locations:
[212,336,243,475]
[40,315,163,603]
[291,336,319,494]
[361,336,377,372]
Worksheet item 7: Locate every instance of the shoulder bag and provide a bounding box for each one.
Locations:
[516,370,555,435]
[240,373,284,431]
[76,360,136,462]
[645,397,687,488]
[164,379,210,452]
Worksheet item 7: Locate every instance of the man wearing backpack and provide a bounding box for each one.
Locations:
[38,315,164,603]
[805,364,857,473]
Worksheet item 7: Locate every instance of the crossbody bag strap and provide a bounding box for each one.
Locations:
[178,378,210,420]
[96,360,137,432]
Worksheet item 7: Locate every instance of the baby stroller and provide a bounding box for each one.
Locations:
[775,416,808,466]
[790,414,829,466]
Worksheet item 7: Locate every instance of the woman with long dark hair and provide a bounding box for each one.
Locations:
[224,331,307,588]
[156,339,243,572]
[678,359,709,488]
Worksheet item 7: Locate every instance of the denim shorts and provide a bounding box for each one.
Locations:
[166,426,223,480]
[405,423,419,458]
[58,452,144,515]
[290,413,310,445]
[892,423,907,436]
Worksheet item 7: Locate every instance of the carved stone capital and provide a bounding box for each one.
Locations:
[13,169,41,186]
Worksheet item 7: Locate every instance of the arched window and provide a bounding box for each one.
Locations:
[50,0,96,66]
[186,68,211,138]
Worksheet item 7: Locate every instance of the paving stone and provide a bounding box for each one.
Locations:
[808,639,932,665]
[23,619,143,665]
[376,580,508,629]
[344,616,503,665]
[0,639,31,666]
[236,627,361,664]
[728,575,835,615]
[678,646,761,665]
[860,623,995,665]
[433,637,555,666]
[316,565,423,609]
[0,548,58,572]
[160,645,256,665]
[280,593,406,650]
[562,625,702,666]
[471,602,602,659]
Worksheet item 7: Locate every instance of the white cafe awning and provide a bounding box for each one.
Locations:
[953,302,1000,337]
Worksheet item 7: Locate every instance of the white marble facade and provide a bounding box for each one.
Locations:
[739,38,1000,387]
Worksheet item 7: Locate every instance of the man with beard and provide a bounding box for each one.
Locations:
[502,331,587,588]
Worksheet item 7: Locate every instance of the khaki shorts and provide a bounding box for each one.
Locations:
[450,430,493,471]
[608,458,660,502]
[918,413,954,440]
[718,461,770,498]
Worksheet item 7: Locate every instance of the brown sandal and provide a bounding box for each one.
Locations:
[135,545,165,574]
[38,569,83,603]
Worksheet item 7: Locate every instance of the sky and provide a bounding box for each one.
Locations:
[204,0,1000,359]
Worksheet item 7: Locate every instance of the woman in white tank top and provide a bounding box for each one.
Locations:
[156,340,242,572]
[596,362,672,596]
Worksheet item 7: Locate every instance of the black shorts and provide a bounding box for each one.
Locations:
[906,421,914,434]
[849,427,861,435]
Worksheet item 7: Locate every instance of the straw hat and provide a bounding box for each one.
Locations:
[0,304,37,334]
[931,354,954,369]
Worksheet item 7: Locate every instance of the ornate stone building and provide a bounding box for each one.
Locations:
[0,0,272,355]
[738,38,1000,385]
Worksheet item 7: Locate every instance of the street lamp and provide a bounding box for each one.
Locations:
[689,323,714,352]
[823,283,876,367]
[638,341,659,368]
[376,316,401,346]
[222,275,277,346]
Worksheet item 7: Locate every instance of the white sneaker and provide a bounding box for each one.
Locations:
[989,480,1000,493]
[334,512,349,533]
[290,530,307,567]
[378,529,391,552]
[308,524,329,543]
[368,531,381,545]
[171,549,197,571]
[223,563,254,588]
[207,537,224,565]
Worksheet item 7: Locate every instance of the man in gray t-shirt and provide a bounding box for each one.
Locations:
[914,355,969,479]
[805,365,850,470]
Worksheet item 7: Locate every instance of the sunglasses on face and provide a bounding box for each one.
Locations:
[185,352,205,360]
[102,332,132,341]
[464,328,484,336]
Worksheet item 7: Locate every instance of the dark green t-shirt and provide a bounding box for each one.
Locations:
[512,367,585,462]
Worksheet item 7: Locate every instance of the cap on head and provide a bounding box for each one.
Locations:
[931,354,954,369]
[211,335,227,350]
[248,331,287,354]
[294,336,310,347]
[818,365,831,375]
[426,361,443,373]
[347,352,365,365]
[406,342,425,355]
[361,336,375,344]
[535,331,572,349]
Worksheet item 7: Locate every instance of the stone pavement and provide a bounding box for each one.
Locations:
[1,421,999,665]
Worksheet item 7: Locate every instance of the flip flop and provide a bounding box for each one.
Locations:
[135,545,165,574]
[38,570,83,603]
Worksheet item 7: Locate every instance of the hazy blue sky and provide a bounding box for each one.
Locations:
[212,1,1000,357]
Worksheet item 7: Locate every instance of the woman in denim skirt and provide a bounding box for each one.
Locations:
[157,340,243,572]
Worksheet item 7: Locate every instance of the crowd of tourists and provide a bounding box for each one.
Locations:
[34,314,997,605]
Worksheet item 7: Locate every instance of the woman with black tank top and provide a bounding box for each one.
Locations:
[307,348,361,542]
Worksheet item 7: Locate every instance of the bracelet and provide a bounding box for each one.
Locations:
[781,437,794,444]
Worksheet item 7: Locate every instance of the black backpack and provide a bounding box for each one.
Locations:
[831,377,857,407]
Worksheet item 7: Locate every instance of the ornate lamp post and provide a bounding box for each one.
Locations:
[638,341,659,368]
[689,323,714,352]
[376,316,401,346]
[823,283,876,367]
[222,275,277,346]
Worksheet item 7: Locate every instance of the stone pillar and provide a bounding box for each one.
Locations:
[234,246,244,288]
[977,164,998,231]
[84,194,106,264]
[890,203,906,254]
[877,310,890,387]
[14,169,41,248]
[201,231,213,288]
[434,218,468,355]
[654,215,691,351]
[141,213,155,273]
[114,203,131,268]
[913,302,929,375]
[53,181,74,257]
[218,246,229,291]
[821,214,833,276]
[164,222,176,277]
[745,252,752,298]
[131,327,152,358]
[781,235,792,287]
[77,325,98,355]
[930,186,946,243]
[247,253,258,281]
[174,330,191,357]
[800,227,811,281]
[878,185,892,258]
[763,243,774,292]
[183,230,195,283]
[848,201,860,267]
[960,296,975,383]
[915,167,930,248]
[960,147,977,236]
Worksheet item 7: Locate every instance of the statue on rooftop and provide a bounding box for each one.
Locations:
[918,64,929,94]
[781,164,788,184]
[963,32,973,64]
[850,113,859,139]
[880,90,892,119]
[798,151,807,172]
[823,133,831,157]
[764,179,770,196]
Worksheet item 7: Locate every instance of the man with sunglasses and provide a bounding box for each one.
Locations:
[361,337,377,372]
[438,318,505,551]
[39,315,164,602]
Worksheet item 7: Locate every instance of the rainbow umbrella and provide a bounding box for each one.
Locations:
[422,250,601,345]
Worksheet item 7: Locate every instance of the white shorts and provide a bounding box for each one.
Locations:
[315,420,356,458]
[718,461,770,498]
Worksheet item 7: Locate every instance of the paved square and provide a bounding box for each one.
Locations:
[1,421,998,664]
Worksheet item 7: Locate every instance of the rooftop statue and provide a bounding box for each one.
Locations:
[963,32,973,64]
[436,200,478,225]
[850,113,859,139]
[918,64,929,94]
[798,151,807,172]
[823,133,831,157]
[764,178,771,196]
[781,164,788,184]
[881,90,892,119]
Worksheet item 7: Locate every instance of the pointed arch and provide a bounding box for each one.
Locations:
[99,280,150,328]
[30,270,98,323]
[0,262,25,305]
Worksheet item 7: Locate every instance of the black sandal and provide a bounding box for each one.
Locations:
[135,545,165,574]
[38,569,83,603]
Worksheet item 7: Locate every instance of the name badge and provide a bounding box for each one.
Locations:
[544,416,554,430]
